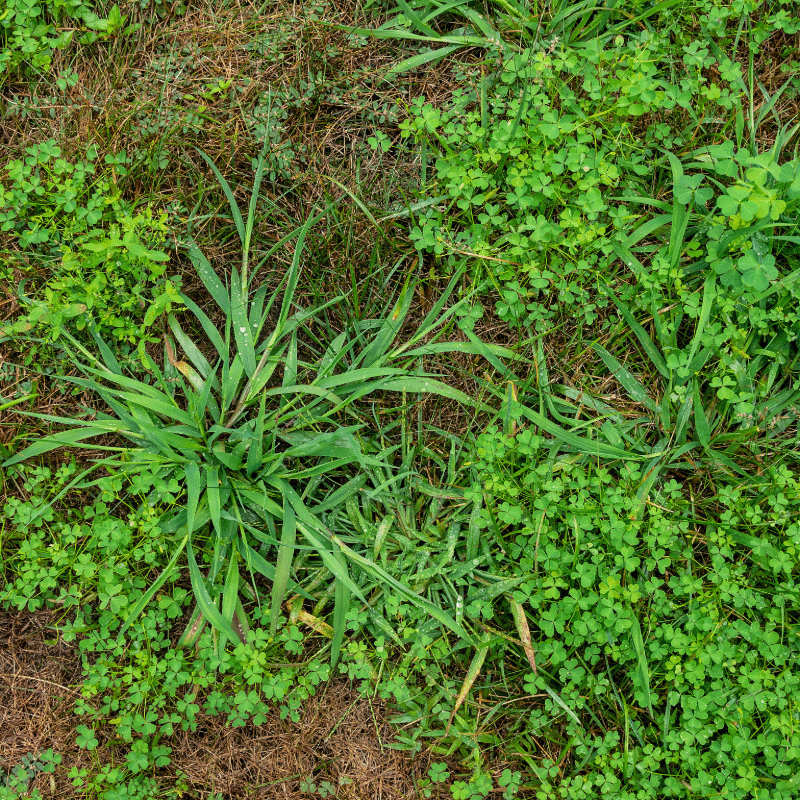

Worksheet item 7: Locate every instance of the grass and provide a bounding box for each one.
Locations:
[2,0,800,798]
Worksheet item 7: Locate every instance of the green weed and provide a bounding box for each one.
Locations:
[0,140,182,356]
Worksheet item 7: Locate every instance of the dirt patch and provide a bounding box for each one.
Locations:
[0,609,430,799]
[172,686,422,799]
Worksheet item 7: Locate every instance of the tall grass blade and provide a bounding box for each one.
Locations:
[119,534,189,637]
[270,500,297,635]
[630,612,654,717]
[187,241,231,315]
[187,539,241,645]
[447,637,490,732]
[331,544,350,668]
[196,149,245,244]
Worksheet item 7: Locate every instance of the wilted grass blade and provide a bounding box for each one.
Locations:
[509,598,537,674]
[447,638,489,732]
[169,316,214,380]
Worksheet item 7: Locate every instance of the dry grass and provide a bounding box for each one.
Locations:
[0,609,440,799]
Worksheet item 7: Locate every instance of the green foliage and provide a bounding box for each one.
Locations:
[0,140,182,351]
[395,30,747,331]
[0,749,60,800]
[3,0,800,797]
[0,0,137,80]
[0,461,334,793]
[457,423,800,799]
[611,137,800,447]
[2,150,505,669]
[376,0,798,350]
[1,140,132,248]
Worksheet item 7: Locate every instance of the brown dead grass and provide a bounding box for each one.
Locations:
[0,609,436,799]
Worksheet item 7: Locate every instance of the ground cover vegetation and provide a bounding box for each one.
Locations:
[1,0,800,797]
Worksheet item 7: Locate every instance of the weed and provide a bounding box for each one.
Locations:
[0,140,183,358]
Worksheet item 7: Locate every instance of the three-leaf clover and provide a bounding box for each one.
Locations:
[429,762,450,783]
[738,249,778,292]
[75,724,98,750]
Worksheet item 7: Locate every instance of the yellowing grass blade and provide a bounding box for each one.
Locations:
[447,639,489,733]
[509,598,537,675]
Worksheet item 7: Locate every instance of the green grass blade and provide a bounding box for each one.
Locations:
[88,326,122,375]
[378,376,494,412]
[184,461,205,538]
[272,211,321,342]
[630,611,654,717]
[236,538,316,602]
[543,684,582,727]
[207,466,222,538]
[385,45,461,77]
[693,380,710,447]
[3,426,125,467]
[196,149,245,244]
[331,544,350,668]
[270,499,297,635]
[220,548,240,649]
[119,534,189,637]
[179,296,227,360]
[187,539,241,645]
[246,393,267,476]
[187,240,230,315]
[447,637,490,732]
[242,149,268,286]
[591,344,656,412]
[359,278,414,368]
[395,0,437,35]
[231,270,256,378]
[685,278,716,370]
[601,285,669,378]
[515,404,640,461]
[168,316,214,379]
